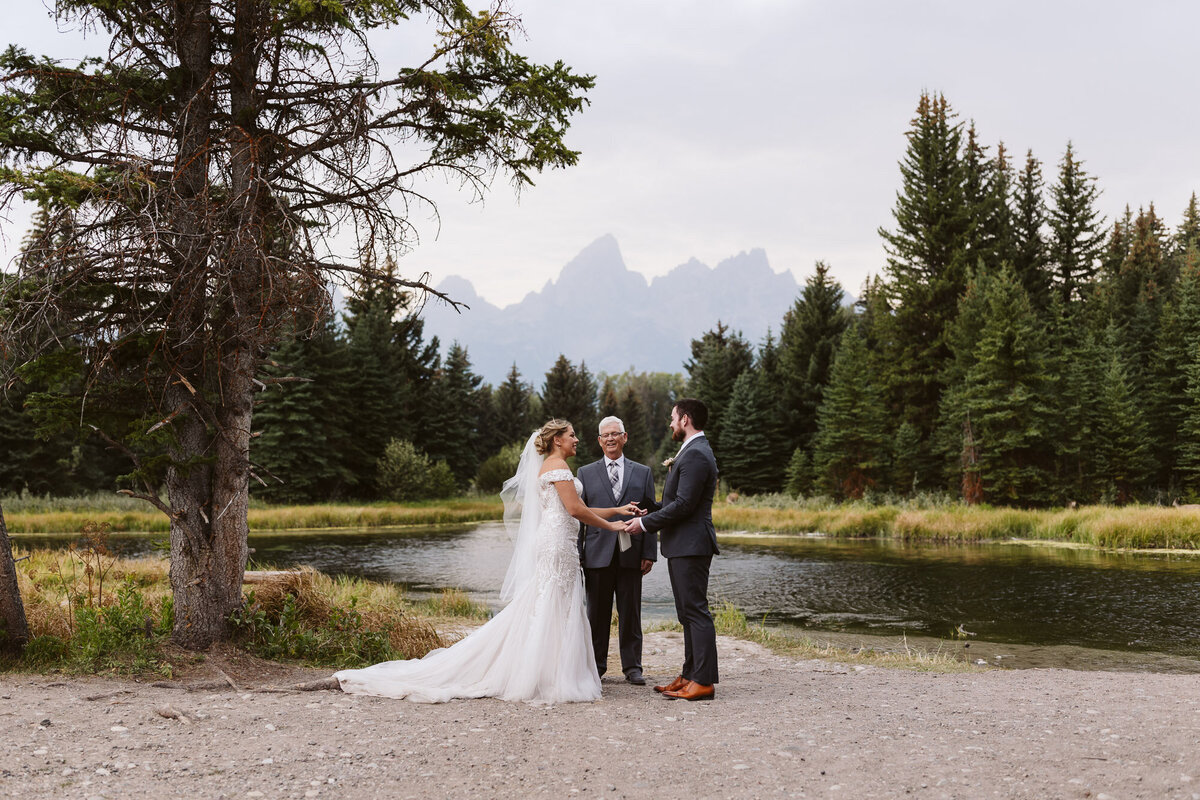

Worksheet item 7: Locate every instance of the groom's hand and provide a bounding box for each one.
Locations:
[640,559,653,576]
[623,518,642,534]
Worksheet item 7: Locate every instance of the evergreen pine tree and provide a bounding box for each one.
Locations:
[955,267,1057,505]
[720,336,790,494]
[1111,206,1170,398]
[473,383,502,464]
[811,327,890,499]
[784,448,812,497]
[1100,206,1135,283]
[777,261,848,453]
[1093,328,1154,503]
[541,355,599,459]
[684,321,754,452]
[492,363,536,446]
[253,319,355,502]
[720,368,777,494]
[341,295,406,496]
[878,92,972,471]
[1011,149,1052,313]
[1151,250,1200,491]
[1053,316,1105,504]
[598,377,620,419]
[424,342,484,487]
[617,385,651,464]
[1047,142,1106,303]
[890,422,923,495]
[336,262,440,496]
[1174,193,1200,261]
[933,265,996,490]
[978,141,1017,273]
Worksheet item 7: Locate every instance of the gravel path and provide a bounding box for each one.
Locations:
[3,631,1200,799]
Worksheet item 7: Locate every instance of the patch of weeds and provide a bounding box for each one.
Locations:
[6,580,171,675]
[231,590,401,668]
[410,588,491,620]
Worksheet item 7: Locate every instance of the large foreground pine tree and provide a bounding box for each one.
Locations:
[0,1,592,648]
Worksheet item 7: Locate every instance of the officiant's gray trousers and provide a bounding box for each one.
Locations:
[584,551,643,676]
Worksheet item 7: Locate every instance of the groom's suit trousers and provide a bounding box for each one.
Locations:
[667,554,718,686]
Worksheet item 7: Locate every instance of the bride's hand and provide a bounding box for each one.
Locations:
[607,520,626,532]
[617,502,643,517]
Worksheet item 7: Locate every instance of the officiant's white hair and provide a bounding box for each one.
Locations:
[597,416,625,434]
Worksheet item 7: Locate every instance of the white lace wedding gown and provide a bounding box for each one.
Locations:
[333,469,601,704]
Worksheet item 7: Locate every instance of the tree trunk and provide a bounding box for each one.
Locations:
[166,389,253,649]
[0,500,30,655]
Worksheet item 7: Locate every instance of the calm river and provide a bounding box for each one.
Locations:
[21,523,1200,672]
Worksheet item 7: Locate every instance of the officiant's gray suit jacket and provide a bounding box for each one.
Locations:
[578,458,659,569]
[638,436,720,558]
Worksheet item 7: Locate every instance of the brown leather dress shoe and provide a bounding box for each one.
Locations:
[653,675,688,694]
[663,680,715,701]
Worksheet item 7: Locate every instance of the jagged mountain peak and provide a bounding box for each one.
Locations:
[434,274,490,308]
[418,237,802,383]
[551,234,646,296]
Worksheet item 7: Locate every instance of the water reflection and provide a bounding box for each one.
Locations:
[18,524,1200,669]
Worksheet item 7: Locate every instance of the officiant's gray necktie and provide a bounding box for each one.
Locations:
[608,460,620,499]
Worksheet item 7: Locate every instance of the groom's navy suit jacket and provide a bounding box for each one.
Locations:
[578,458,659,570]
[639,435,720,558]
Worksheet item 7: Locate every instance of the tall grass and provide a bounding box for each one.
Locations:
[2,495,505,534]
[10,490,1200,549]
[713,498,1200,550]
[3,541,491,674]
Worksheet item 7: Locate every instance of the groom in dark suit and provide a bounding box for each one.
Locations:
[625,398,719,701]
[578,416,658,686]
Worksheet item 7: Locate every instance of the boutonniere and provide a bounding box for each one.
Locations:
[662,456,676,471]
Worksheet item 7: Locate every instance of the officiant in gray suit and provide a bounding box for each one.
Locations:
[577,415,659,686]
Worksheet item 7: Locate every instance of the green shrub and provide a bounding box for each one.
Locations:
[376,439,457,501]
[230,591,397,667]
[474,441,524,494]
[426,460,458,499]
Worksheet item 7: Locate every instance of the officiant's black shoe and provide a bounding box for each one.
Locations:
[663,681,715,701]
[625,669,646,686]
[654,675,688,694]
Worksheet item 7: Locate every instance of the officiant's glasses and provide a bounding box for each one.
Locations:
[598,432,626,440]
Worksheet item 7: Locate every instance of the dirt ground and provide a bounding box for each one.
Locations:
[2,630,1200,800]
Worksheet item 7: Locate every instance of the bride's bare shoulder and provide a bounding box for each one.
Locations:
[539,457,570,477]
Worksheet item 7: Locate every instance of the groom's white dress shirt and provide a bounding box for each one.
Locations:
[628,432,705,533]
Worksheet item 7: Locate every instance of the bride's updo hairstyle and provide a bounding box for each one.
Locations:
[534,419,572,456]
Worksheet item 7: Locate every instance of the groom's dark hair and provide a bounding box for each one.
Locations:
[674,398,708,431]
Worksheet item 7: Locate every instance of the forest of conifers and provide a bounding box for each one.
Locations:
[3,91,1198,508]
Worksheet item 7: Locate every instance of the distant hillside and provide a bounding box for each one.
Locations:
[419,235,821,385]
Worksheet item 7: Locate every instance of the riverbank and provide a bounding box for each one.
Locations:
[4,545,969,676]
[10,495,1200,549]
[3,629,1199,799]
[715,501,1200,549]
[1,548,491,677]
[2,497,505,534]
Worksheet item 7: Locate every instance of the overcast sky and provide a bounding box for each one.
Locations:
[3,1,1198,307]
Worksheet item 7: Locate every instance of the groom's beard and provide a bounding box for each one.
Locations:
[671,427,685,442]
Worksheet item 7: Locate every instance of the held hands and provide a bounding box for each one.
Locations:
[606,502,647,532]
[617,501,648,518]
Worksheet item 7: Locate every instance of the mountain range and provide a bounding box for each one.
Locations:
[418,235,813,385]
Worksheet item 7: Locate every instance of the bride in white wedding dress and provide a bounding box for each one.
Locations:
[334,419,643,704]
